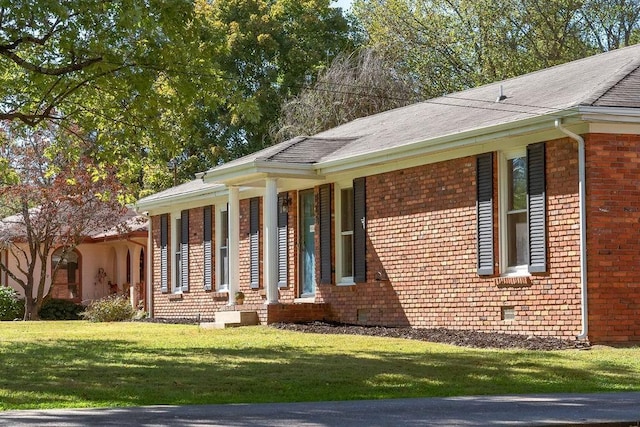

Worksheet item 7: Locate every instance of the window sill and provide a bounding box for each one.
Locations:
[337,281,356,287]
[211,291,228,301]
[294,296,316,304]
[167,293,183,301]
[495,275,532,288]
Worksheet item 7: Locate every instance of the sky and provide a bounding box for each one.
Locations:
[331,0,353,11]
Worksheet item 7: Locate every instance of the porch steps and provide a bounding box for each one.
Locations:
[201,310,260,329]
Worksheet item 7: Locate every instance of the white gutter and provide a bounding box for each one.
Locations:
[317,110,579,175]
[555,119,588,341]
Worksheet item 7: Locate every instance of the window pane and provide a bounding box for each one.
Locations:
[340,188,354,279]
[508,157,527,211]
[341,188,354,232]
[175,218,182,289]
[220,247,229,287]
[507,211,528,266]
[341,234,353,277]
[220,210,229,287]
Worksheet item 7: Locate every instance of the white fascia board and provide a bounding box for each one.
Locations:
[254,160,323,179]
[578,106,640,123]
[202,160,320,186]
[135,185,228,215]
[315,110,580,175]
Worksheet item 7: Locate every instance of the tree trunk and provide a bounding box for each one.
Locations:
[23,295,40,320]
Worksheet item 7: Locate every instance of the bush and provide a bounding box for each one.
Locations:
[80,295,135,322]
[39,298,83,320]
[0,286,23,320]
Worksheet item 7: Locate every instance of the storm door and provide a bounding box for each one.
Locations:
[299,190,316,297]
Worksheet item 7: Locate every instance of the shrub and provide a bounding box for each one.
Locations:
[39,298,83,320]
[0,286,23,321]
[80,295,135,322]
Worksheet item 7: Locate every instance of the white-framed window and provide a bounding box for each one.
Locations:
[173,215,182,292]
[216,205,229,290]
[500,150,528,275]
[335,184,354,284]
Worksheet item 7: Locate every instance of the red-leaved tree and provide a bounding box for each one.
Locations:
[0,124,127,320]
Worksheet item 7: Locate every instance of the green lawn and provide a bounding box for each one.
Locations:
[0,321,639,410]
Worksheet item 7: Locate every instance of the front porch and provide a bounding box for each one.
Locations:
[211,302,330,328]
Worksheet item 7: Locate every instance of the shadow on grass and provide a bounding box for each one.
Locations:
[1,335,639,410]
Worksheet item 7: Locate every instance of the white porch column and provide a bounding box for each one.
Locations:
[228,185,240,305]
[264,178,279,304]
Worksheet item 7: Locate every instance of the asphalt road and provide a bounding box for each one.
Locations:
[1,392,639,426]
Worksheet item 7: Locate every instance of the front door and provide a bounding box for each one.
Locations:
[300,190,316,297]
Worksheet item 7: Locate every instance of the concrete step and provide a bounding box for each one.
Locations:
[202,311,260,329]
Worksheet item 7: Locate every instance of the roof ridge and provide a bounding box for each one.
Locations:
[421,44,640,105]
[263,136,309,161]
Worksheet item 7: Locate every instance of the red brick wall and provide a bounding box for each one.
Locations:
[150,196,302,320]
[147,137,602,340]
[586,133,640,343]
[320,138,583,339]
[152,207,226,321]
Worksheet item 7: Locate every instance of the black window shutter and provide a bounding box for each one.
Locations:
[181,210,189,291]
[353,177,366,283]
[527,143,547,273]
[319,184,332,284]
[476,153,494,276]
[250,198,260,289]
[203,206,212,291]
[160,214,168,292]
[277,194,288,288]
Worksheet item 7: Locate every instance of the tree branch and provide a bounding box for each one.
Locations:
[0,47,103,76]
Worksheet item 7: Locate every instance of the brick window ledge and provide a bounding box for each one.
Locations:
[211,292,228,301]
[495,276,532,288]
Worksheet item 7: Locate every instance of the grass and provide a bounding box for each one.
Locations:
[0,321,639,410]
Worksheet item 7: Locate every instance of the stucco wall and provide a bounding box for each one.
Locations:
[4,238,145,304]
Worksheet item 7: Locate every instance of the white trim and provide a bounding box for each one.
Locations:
[335,183,354,284]
[498,149,529,275]
[228,186,240,305]
[202,161,321,187]
[264,178,279,304]
[216,205,229,292]
[315,111,578,175]
[172,214,182,294]
[579,105,640,123]
[136,183,227,213]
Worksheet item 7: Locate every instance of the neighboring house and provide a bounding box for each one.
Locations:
[136,44,640,344]
[1,209,148,308]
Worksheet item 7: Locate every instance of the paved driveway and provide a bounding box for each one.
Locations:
[1,392,639,426]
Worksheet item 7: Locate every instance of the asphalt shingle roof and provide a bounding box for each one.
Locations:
[139,44,640,207]
[314,44,640,163]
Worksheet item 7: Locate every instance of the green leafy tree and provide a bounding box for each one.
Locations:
[143,0,357,194]
[353,0,640,99]
[0,0,227,196]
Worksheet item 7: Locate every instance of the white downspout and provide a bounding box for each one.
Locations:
[555,119,588,341]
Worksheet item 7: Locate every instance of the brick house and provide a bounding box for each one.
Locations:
[136,45,640,343]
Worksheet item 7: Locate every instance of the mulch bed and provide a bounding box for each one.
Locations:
[271,321,578,351]
[139,317,578,350]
